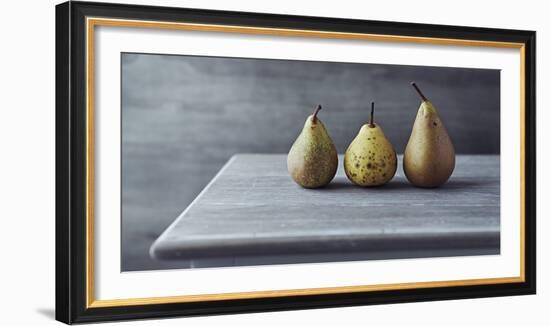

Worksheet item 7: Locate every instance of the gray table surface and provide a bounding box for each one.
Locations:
[150,154,500,268]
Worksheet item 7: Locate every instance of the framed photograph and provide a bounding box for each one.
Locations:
[56,1,536,324]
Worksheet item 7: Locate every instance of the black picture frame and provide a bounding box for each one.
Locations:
[56,1,536,324]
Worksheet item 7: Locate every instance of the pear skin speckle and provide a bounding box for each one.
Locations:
[287,113,338,188]
[403,100,455,188]
[344,123,397,187]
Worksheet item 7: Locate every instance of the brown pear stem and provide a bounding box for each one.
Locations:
[311,105,322,123]
[411,82,428,101]
[369,102,375,128]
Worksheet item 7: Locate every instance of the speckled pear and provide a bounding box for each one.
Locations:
[287,105,338,188]
[344,102,397,186]
[403,82,455,187]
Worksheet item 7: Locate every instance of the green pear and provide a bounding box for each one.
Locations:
[344,102,397,186]
[403,82,455,187]
[287,105,338,188]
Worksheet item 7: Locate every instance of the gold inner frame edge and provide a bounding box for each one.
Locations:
[85,17,527,309]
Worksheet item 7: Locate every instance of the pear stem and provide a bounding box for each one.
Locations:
[311,105,322,124]
[411,82,428,101]
[369,102,375,128]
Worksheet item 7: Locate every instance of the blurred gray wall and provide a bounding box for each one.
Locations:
[122,53,500,271]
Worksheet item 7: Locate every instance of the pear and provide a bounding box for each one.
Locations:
[287,105,338,188]
[344,102,397,186]
[403,82,455,187]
